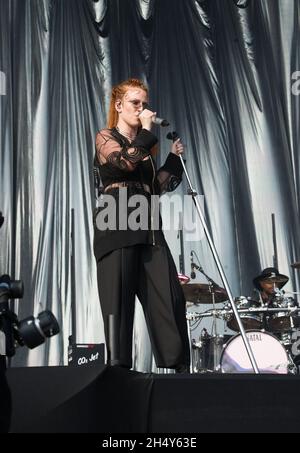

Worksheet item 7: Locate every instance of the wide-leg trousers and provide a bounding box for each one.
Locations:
[97,244,190,369]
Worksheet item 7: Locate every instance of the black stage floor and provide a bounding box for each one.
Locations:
[5,365,300,433]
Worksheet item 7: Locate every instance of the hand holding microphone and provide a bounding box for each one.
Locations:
[166,131,185,156]
[139,107,157,131]
[139,103,170,130]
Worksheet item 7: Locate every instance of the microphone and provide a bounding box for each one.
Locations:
[166,131,179,142]
[153,117,169,127]
[190,252,196,280]
[142,103,170,127]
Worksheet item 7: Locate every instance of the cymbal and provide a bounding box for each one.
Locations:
[183,283,228,305]
[291,262,300,269]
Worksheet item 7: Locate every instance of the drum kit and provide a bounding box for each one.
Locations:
[180,262,300,374]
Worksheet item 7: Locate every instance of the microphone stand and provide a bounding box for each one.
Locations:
[175,140,259,374]
[192,259,220,289]
[178,213,185,275]
[272,214,278,269]
[70,209,77,347]
[0,212,4,229]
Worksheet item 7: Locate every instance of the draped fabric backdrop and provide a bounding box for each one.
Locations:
[0,0,299,370]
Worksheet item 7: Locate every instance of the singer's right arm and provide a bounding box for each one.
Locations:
[95,128,158,171]
[138,108,156,131]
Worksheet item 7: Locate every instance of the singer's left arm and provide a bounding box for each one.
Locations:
[156,153,183,194]
[156,139,184,194]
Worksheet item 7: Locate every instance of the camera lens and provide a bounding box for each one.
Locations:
[9,280,24,299]
[18,310,60,349]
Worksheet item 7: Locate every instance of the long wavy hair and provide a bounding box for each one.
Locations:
[107,78,158,156]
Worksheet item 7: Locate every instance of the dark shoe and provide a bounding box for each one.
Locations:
[175,364,190,374]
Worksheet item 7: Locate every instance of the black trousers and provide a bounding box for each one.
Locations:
[97,244,190,369]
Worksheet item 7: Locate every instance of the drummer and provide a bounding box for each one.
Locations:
[253,267,289,304]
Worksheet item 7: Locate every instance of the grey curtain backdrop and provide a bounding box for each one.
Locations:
[0,0,299,370]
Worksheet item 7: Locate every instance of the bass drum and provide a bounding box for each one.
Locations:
[220,330,290,374]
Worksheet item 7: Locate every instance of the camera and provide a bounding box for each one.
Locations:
[0,212,59,357]
[0,213,60,433]
[0,274,60,357]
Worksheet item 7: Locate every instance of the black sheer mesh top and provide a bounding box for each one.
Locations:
[94,127,183,195]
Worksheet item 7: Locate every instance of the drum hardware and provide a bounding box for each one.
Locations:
[187,306,300,321]
[186,311,203,321]
[191,329,210,373]
[206,334,224,372]
[185,278,229,374]
[191,338,202,373]
[225,307,300,314]
[187,305,231,374]
[279,332,293,348]
[287,353,298,375]
[186,309,230,323]
[291,262,300,269]
[184,261,230,368]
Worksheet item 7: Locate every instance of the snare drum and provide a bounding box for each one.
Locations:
[226,297,263,332]
[267,297,300,332]
[220,330,290,374]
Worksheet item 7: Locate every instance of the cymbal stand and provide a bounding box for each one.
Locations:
[177,147,259,373]
[286,291,295,330]
[191,256,220,337]
[211,289,217,337]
